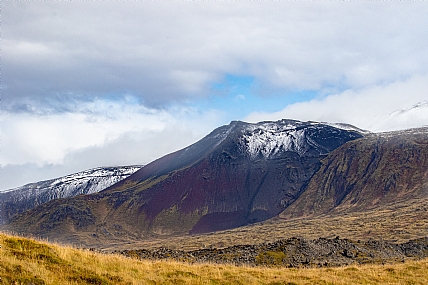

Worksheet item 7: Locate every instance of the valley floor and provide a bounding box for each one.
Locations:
[1,232,428,285]
[98,197,428,252]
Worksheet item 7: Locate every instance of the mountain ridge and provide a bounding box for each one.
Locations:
[4,120,428,250]
[0,165,142,225]
[280,127,428,218]
[4,119,363,245]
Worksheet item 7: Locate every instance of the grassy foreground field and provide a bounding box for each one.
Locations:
[1,232,428,285]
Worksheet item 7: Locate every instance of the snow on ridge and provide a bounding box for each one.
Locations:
[321,122,371,134]
[371,126,428,138]
[0,165,143,224]
[237,119,367,159]
[49,166,141,187]
[2,165,142,195]
[370,101,428,132]
[239,121,312,158]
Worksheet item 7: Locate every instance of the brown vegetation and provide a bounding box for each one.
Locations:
[1,232,428,285]
[101,196,428,252]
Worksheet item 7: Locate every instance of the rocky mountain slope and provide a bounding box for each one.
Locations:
[280,127,428,218]
[5,120,428,249]
[0,166,142,225]
[4,119,362,244]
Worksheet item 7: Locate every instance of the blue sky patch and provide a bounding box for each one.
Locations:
[194,74,318,122]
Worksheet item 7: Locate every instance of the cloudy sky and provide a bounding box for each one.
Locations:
[2,1,428,190]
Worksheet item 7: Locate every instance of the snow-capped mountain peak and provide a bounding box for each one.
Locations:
[0,165,142,224]
[236,120,363,159]
[240,122,308,158]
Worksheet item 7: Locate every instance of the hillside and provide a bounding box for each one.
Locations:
[101,126,428,251]
[1,232,428,285]
[3,121,428,252]
[101,196,428,252]
[0,166,142,225]
[280,127,428,218]
[4,119,362,245]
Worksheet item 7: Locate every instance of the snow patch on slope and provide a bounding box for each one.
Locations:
[321,122,371,134]
[241,124,305,158]
[2,166,142,197]
[239,121,323,158]
[237,119,366,159]
[0,165,142,224]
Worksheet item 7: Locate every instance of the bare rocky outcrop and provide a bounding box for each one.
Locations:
[118,237,428,268]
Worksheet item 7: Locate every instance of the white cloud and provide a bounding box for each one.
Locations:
[235,94,246,101]
[0,98,225,190]
[2,1,428,190]
[1,100,173,166]
[370,101,428,132]
[244,74,428,132]
[3,2,428,107]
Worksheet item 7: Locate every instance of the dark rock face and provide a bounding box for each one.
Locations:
[119,237,428,267]
[281,127,428,218]
[4,120,363,240]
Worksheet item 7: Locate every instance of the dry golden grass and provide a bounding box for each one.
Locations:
[1,231,428,285]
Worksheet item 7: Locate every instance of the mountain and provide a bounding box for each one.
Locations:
[280,127,428,218]
[371,101,428,132]
[0,166,142,225]
[4,119,363,244]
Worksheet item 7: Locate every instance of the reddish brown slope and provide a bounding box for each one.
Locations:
[281,128,428,218]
